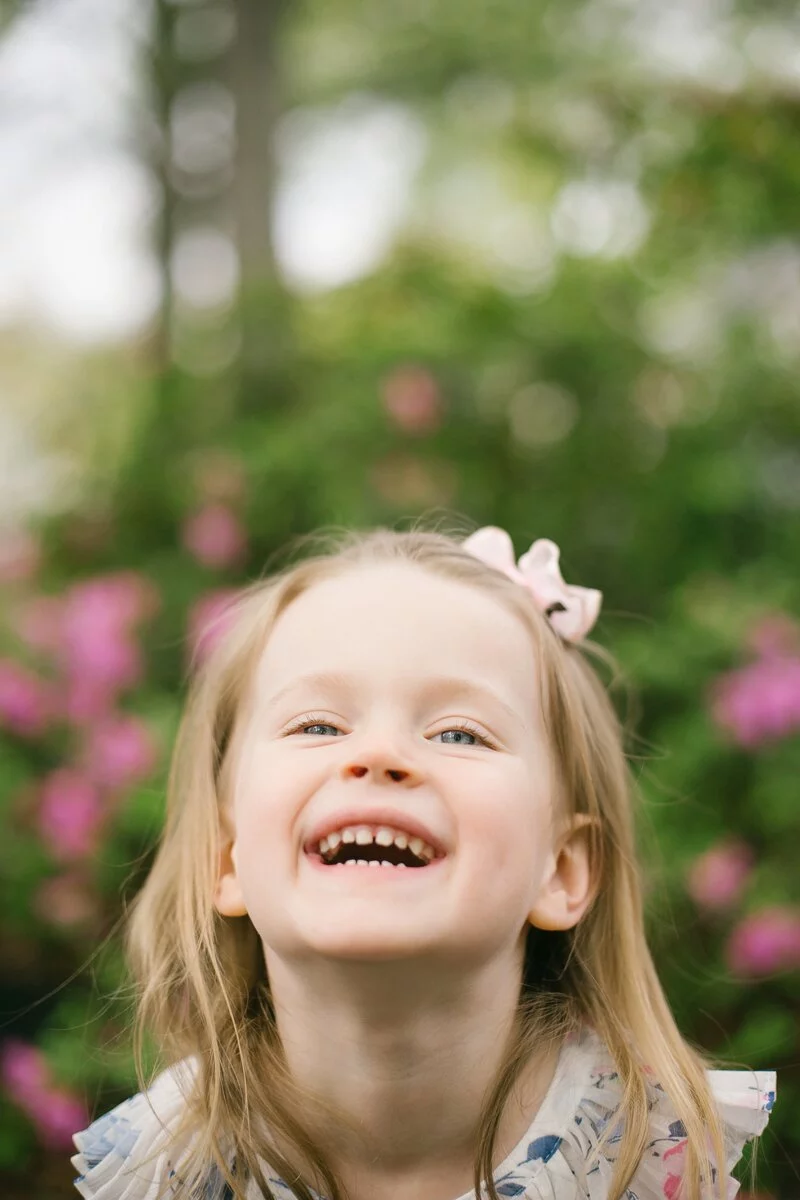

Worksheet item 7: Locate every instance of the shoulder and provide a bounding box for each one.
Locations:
[72,1058,199,1199]
[492,1026,776,1200]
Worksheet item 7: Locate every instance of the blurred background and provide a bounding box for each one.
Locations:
[0,0,798,1194]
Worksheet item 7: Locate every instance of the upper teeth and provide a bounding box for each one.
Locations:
[318,826,435,862]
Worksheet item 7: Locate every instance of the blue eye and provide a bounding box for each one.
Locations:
[297,722,340,737]
[283,716,493,747]
[434,724,492,747]
[437,729,476,745]
[283,713,343,736]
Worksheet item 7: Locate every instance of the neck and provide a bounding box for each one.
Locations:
[262,951,562,1199]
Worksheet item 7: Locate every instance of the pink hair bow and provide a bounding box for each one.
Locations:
[462,526,602,643]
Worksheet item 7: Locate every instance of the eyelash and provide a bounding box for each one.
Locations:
[282,712,496,749]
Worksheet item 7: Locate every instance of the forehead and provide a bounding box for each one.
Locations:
[254,563,539,717]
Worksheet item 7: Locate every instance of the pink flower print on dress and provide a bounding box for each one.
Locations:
[726,905,800,977]
[686,839,754,912]
[37,769,105,861]
[661,1137,688,1200]
[0,660,53,737]
[182,503,247,570]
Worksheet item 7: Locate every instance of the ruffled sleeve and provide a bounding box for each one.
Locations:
[572,1061,776,1200]
[71,1059,197,1199]
[485,1027,776,1200]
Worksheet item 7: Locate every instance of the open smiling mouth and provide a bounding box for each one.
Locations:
[307,826,442,870]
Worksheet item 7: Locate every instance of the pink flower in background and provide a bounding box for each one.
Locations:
[746,613,800,659]
[13,595,65,655]
[34,873,99,928]
[37,769,104,860]
[686,839,754,911]
[1,1041,49,1105]
[56,571,158,723]
[187,588,241,665]
[82,714,158,792]
[726,906,800,977]
[0,660,53,737]
[7,572,159,724]
[381,365,444,435]
[182,503,247,569]
[64,673,138,725]
[66,572,159,629]
[0,528,41,582]
[710,655,800,747]
[370,455,458,508]
[192,450,247,504]
[1,1040,88,1150]
[31,1088,89,1150]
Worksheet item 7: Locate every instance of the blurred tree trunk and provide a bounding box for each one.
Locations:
[145,0,292,399]
[148,0,177,374]
[227,0,292,380]
[228,0,288,287]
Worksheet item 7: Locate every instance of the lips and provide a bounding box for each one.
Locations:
[303,807,447,858]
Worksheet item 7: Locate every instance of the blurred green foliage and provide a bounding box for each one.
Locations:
[0,0,798,1195]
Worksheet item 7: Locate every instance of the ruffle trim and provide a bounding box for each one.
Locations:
[71,1060,198,1199]
[484,1031,776,1200]
[72,1033,776,1200]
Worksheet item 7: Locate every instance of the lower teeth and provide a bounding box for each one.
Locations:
[340,860,407,868]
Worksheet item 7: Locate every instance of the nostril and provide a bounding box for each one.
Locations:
[343,765,411,782]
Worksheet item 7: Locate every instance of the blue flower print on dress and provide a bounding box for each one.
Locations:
[525,1133,563,1164]
[72,1027,776,1200]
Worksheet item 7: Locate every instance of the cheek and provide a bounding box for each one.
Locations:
[230,747,288,854]
[460,761,545,859]
[231,740,318,864]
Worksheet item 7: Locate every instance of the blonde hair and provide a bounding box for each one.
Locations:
[127,526,748,1200]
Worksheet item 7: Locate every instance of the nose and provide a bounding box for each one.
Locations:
[344,764,412,783]
[340,735,421,786]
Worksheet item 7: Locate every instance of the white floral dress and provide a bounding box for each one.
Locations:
[72,1025,776,1200]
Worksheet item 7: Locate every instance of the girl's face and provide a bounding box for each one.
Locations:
[216,563,567,969]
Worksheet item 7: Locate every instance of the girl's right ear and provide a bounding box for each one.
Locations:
[213,819,249,917]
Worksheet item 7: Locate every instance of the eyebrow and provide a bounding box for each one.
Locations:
[262,671,524,728]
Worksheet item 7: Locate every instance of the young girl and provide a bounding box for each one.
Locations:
[72,525,776,1200]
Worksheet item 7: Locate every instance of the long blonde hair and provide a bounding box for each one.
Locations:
[126,526,747,1200]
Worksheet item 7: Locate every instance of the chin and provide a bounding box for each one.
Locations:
[302,929,440,963]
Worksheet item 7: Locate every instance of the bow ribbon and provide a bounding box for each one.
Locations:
[462,527,601,644]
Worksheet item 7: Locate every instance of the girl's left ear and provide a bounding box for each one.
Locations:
[527,814,597,932]
[214,837,249,917]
